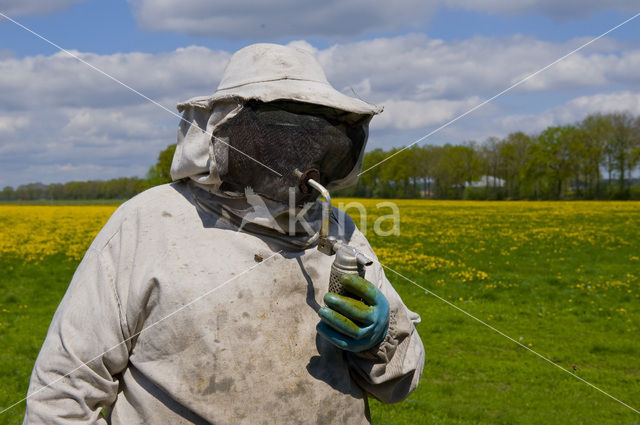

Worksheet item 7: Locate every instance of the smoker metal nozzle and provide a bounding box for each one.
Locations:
[356,252,373,266]
[298,173,374,271]
[307,178,331,240]
[293,169,334,254]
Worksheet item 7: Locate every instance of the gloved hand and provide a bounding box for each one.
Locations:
[316,274,390,353]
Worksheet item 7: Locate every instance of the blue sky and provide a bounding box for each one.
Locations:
[0,1,639,187]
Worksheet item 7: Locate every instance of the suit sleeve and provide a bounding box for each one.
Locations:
[23,246,130,424]
[345,259,425,404]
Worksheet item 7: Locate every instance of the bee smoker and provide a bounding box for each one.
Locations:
[296,169,373,295]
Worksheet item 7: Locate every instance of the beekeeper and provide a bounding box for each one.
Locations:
[24,43,424,424]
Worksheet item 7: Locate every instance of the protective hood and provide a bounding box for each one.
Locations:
[169,43,382,238]
[180,43,382,117]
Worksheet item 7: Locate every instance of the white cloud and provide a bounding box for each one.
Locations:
[371,91,640,146]
[0,46,230,110]
[128,0,438,38]
[60,107,166,141]
[2,34,635,114]
[371,97,484,131]
[3,34,640,186]
[0,115,28,134]
[0,49,14,60]
[484,91,640,138]
[315,34,638,106]
[445,0,638,21]
[0,46,228,187]
[494,113,556,135]
[517,48,640,92]
[0,0,83,17]
[15,163,146,187]
[126,0,638,38]
[0,103,174,187]
[555,91,640,121]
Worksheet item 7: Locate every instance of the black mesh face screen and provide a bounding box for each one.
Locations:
[213,101,366,205]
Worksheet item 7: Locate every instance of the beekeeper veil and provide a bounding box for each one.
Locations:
[170,43,382,233]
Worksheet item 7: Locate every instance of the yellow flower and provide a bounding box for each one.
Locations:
[0,205,116,263]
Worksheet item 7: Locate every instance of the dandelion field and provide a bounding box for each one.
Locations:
[1,201,639,424]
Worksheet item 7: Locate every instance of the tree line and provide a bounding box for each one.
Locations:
[2,112,639,201]
[340,112,640,200]
[0,178,149,201]
[0,144,177,201]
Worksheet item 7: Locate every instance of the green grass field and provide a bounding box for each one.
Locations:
[1,200,639,424]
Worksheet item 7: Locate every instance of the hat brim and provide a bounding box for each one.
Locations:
[178,79,383,117]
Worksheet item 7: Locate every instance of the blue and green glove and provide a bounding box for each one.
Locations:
[316,274,390,353]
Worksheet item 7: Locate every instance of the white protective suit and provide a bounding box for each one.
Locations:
[23,44,425,425]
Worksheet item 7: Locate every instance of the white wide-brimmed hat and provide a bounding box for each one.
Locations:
[177,43,383,116]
